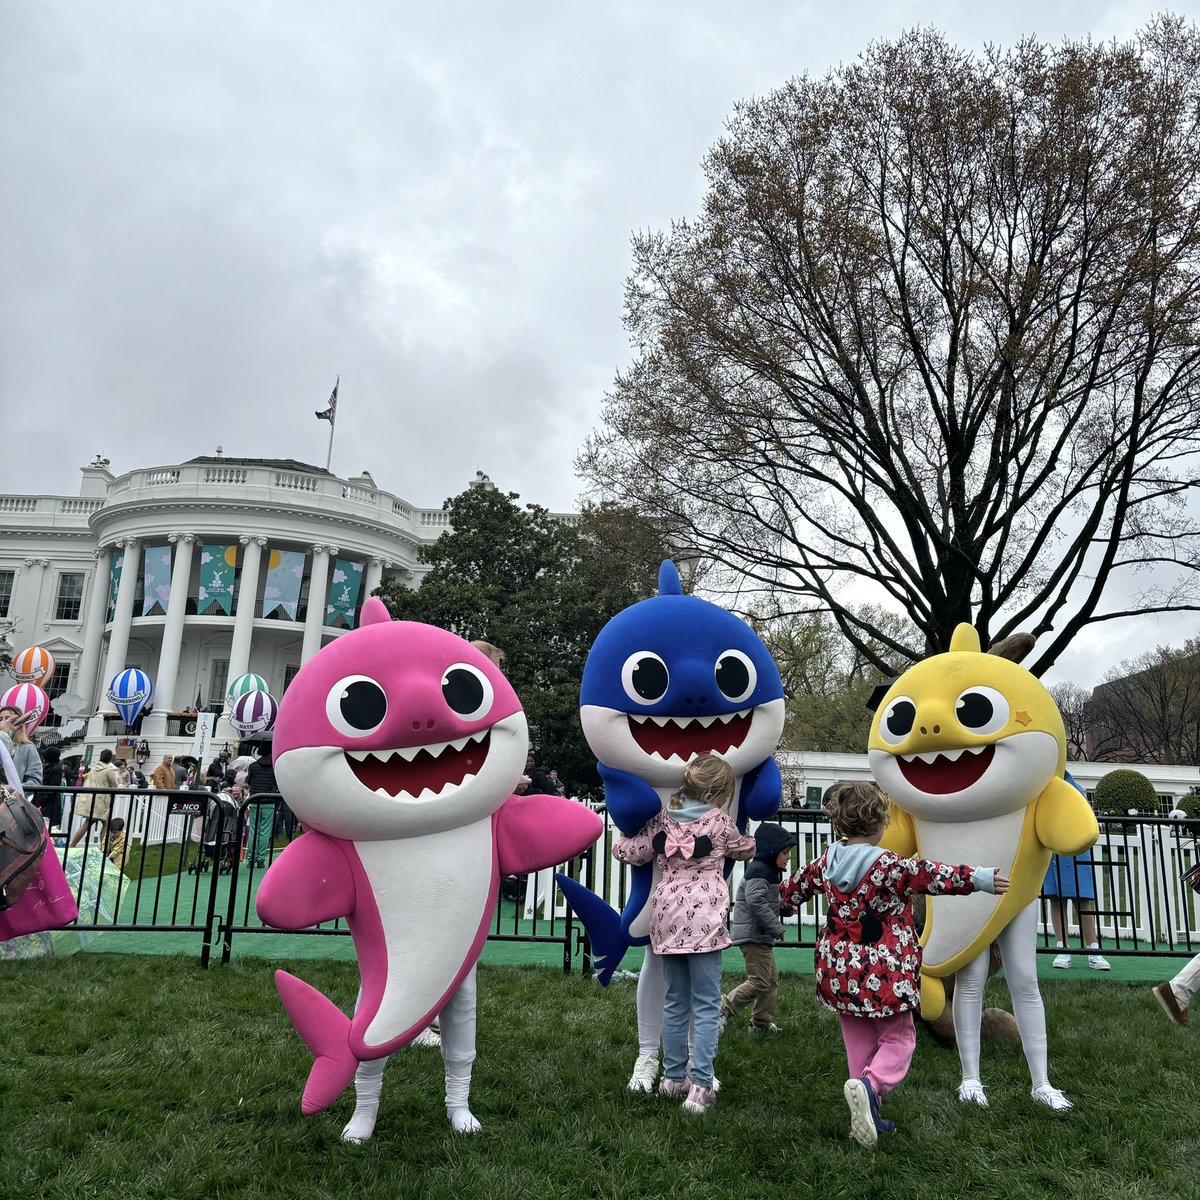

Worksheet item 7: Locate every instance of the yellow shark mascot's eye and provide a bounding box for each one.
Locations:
[868,624,1098,1110]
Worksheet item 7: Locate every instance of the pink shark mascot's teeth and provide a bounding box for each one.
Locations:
[256,597,602,1130]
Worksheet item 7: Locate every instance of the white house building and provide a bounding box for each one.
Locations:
[0,455,501,758]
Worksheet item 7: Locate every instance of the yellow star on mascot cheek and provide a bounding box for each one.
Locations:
[867,624,1098,1020]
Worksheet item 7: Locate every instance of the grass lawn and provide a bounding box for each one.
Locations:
[2,957,1197,1200]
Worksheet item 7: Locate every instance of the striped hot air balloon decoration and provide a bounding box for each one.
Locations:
[0,682,50,732]
[105,669,154,728]
[229,689,278,736]
[10,645,56,688]
[226,673,269,707]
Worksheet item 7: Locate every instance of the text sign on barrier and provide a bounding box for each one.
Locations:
[167,797,205,818]
[189,711,215,765]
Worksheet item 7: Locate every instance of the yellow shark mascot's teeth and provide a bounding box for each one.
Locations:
[868,624,1097,1109]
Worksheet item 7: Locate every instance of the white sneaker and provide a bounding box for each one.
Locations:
[627,1051,659,1092]
[957,1079,988,1107]
[1052,950,1072,969]
[1087,949,1111,971]
[1031,1084,1073,1111]
[412,1027,442,1048]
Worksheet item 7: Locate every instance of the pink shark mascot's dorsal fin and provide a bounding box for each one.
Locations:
[360,597,392,627]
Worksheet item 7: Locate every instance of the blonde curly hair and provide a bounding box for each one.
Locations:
[669,753,735,811]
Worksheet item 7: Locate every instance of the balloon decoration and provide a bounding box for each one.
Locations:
[227,673,269,706]
[0,683,50,732]
[229,689,278,736]
[10,645,56,688]
[106,668,154,728]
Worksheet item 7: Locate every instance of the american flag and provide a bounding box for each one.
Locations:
[315,377,339,423]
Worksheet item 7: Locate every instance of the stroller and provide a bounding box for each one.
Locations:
[188,790,240,874]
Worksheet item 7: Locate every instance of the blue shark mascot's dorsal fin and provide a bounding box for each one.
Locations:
[658,560,682,596]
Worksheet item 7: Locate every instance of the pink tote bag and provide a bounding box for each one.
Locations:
[0,741,78,940]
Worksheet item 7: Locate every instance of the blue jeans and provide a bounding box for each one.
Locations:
[661,950,722,1089]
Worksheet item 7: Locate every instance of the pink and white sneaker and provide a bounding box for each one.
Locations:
[682,1083,717,1114]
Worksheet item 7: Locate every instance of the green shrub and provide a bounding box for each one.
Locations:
[1094,768,1158,814]
[1175,792,1200,819]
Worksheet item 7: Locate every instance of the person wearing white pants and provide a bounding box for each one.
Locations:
[342,967,480,1142]
[1152,953,1200,1027]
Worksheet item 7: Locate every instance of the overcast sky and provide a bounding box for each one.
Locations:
[1,1,1195,688]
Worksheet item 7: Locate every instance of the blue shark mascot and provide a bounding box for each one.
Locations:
[557,561,785,1090]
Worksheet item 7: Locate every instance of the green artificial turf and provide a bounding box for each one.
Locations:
[2,956,1197,1200]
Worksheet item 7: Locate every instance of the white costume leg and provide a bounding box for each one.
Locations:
[629,950,667,1091]
[341,1055,388,1143]
[440,966,480,1133]
[997,903,1071,1109]
[1170,951,1200,1008]
[951,948,991,1104]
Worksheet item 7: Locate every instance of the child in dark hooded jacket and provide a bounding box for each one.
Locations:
[721,822,798,1033]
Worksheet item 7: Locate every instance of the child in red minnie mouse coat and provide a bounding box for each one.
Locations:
[783,783,1008,1149]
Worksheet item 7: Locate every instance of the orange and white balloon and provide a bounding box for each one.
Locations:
[11,645,55,688]
[0,683,50,732]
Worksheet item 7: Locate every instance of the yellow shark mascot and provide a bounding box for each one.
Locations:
[868,625,1097,1111]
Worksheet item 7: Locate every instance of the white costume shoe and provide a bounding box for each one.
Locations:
[1031,1084,1073,1111]
[957,1079,989,1107]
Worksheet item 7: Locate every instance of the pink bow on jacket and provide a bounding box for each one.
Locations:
[663,824,695,859]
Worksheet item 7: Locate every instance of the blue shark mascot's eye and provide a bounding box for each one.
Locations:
[557,561,786,985]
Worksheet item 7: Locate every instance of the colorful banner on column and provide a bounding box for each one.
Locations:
[326,559,364,627]
[107,551,124,622]
[262,549,306,620]
[141,544,173,616]
[197,545,237,615]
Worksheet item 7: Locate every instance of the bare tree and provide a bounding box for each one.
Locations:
[1086,641,1200,764]
[583,21,1200,675]
[1048,682,1093,760]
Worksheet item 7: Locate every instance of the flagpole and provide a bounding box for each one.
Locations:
[324,375,339,472]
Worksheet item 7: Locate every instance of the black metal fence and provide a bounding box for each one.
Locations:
[580,806,1200,970]
[17,785,583,971]
[13,787,1200,971]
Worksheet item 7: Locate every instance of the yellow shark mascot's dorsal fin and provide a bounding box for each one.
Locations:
[949,624,982,654]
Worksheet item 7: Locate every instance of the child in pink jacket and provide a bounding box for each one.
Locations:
[612,753,755,1114]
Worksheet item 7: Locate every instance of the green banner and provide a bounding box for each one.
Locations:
[107,551,124,622]
[326,559,364,628]
[262,549,306,620]
[141,544,173,616]
[197,545,236,615]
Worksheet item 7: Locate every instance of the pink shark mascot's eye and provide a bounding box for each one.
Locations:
[256,598,602,1135]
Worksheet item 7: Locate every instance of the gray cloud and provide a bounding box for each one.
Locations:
[2,0,1194,684]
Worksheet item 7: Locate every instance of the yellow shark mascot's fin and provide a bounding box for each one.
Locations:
[1035,776,1100,857]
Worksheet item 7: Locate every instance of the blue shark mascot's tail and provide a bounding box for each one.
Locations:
[558,560,785,985]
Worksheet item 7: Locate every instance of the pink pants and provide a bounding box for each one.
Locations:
[838,1011,916,1097]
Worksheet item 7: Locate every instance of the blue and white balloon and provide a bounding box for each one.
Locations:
[106,668,154,727]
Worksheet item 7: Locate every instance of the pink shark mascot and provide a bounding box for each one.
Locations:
[256,599,602,1137]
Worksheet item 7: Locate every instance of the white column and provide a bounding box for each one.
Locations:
[76,547,114,714]
[364,557,385,599]
[227,536,266,686]
[100,539,141,696]
[301,544,334,662]
[143,534,195,736]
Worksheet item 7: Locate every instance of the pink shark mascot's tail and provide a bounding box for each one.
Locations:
[275,971,359,1114]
